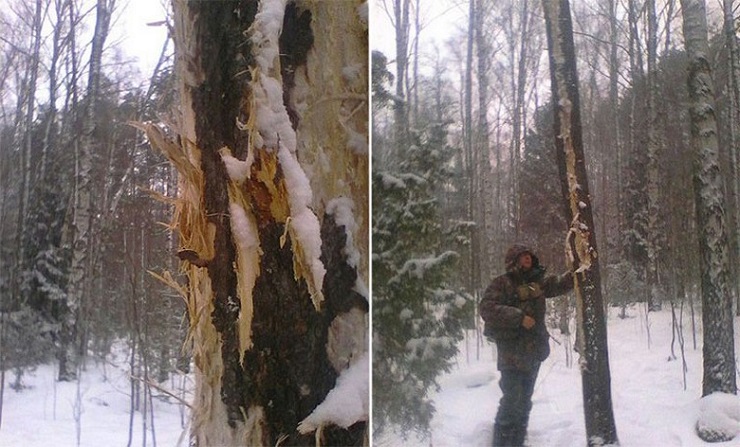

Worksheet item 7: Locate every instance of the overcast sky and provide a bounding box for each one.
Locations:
[112,0,169,80]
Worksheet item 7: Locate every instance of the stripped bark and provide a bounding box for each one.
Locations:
[153,1,368,444]
[541,0,619,444]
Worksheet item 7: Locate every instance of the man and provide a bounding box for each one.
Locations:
[479,244,573,446]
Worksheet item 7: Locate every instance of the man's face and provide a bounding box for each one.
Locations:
[518,253,533,271]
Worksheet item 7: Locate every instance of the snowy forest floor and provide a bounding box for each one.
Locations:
[0,350,190,446]
[376,306,740,447]
[0,307,738,446]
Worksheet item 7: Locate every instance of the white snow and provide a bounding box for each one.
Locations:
[326,197,360,269]
[249,0,326,308]
[220,146,252,182]
[696,392,740,442]
[376,307,740,447]
[298,352,369,434]
[0,357,190,446]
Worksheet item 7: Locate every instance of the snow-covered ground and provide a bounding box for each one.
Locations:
[376,306,740,447]
[0,355,189,446]
[1,307,738,446]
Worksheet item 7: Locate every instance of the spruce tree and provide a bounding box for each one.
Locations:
[372,121,469,437]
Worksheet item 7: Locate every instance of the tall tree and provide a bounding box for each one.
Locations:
[541,0,619,445]
[392,0,411,150]
[60,0,114,382]
[722,0,740,312]
[645,0,664,311]
[679,0,738,405]
[463,0,479,295]
[372,120,467,438]
[148,0,369,444]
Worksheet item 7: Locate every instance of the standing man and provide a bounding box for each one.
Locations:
[479,244,573,446]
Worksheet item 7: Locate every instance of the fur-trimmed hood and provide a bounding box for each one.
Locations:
[504,244,541,273]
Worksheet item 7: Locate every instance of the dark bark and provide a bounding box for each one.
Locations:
[541,0,619,445]
[181,2,366,444]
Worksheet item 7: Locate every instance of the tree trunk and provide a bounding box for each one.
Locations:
[475,0,493,285]
[541,0,620,444]
[394,0,410,152]
[150,1,368,444]
[646,0,663,311]
[679,0,738,398]
[464,0,479,294]
[608,0,623,254]
[61,0,112,382]
[723,0,740,315]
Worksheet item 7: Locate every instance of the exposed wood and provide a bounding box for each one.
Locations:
[541,0,620,444]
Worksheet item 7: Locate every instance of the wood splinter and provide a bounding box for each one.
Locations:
[177,249,210,268]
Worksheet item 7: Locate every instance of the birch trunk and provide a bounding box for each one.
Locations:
[722,0,740,314]
[679,0,738,400]
[60,0,112,382]
[542,0,619,444]
[149,1,368,444]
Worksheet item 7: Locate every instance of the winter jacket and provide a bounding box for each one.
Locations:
[479,245,573,371]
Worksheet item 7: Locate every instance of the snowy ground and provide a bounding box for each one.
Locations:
[375,306,740,447]
[0,355,189,446]
[1,307,738,447]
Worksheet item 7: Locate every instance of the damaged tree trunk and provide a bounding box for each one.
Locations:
[541,0,619,445]
[149,0,368,445]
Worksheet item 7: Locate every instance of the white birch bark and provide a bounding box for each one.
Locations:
[679,0,738,403]
[62,0,113,381]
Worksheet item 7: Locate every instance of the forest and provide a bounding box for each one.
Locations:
[372,0,738,444]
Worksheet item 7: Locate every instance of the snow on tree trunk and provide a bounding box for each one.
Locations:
[679,0,738,406]
[60,0,111,382]
[147,1,368,445]
[541,0,620,445]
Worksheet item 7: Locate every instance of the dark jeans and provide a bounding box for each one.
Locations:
[495,364,540,431]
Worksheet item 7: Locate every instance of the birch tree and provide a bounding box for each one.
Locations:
[722,0,740,312]
[679,0,738,414]
[60,0,114,382]
[541,0,619,444]
[144,1,368,444]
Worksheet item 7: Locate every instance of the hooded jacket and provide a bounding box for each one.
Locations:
[479,245,573,371]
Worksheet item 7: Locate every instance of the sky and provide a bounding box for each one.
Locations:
[371,0,466,70]
[112,0,169,80]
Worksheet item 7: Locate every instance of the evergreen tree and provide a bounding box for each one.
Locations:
[372,120,469,437]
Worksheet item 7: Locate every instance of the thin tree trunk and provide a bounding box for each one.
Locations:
[61,0,113,381]
[394,0,410,151]
[464,0,478,294]
[475,0,492,287]
[679,0,738,399]
[542,0,619,444]
[646,0,663,311]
